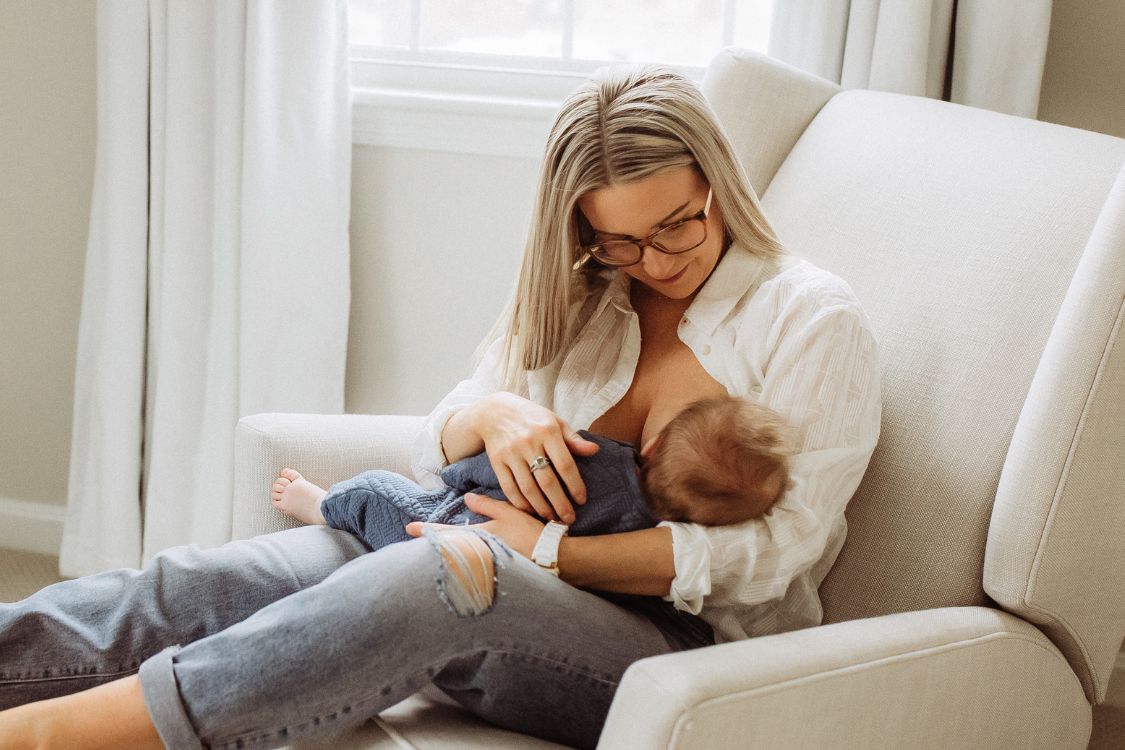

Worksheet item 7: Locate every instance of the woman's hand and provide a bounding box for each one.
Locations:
[462,392,599,524]
[406,493,544,559]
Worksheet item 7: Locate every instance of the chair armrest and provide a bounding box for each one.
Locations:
[599,606,1091,749]
[231,413,425,540]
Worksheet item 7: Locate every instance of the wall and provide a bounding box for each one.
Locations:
[0,0,96,515]
[345,146,537,416]
[1038,0,1125,139]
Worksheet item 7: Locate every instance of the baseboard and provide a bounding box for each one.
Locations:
[0,497,65,556]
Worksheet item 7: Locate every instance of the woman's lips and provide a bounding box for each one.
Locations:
[655,266,688,283]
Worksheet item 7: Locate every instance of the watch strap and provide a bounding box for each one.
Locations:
[532,521,570,575]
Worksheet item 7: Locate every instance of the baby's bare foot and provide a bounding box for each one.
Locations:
[271,469,328,526]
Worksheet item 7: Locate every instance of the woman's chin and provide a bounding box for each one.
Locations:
[635,265,698,299]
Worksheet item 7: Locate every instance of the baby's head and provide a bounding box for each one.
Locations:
[639,395,793,526]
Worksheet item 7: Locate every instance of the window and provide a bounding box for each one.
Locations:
[348,1,773,156]
[350,0,772,71]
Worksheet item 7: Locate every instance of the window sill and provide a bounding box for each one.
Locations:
[351,56,584,158]
[352,87,559,159]
[350,56,703,158]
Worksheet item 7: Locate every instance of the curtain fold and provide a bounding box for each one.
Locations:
[769,0,1052,118]
[61,0,352,576]
[950,0,1054,117]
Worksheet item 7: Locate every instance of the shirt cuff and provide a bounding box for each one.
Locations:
[411,404,466,490]
[658,520,713,615]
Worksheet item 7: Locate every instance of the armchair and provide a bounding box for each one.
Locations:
[233,49,1125,748]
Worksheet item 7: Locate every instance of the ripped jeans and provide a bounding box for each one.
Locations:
[0,525,713,749]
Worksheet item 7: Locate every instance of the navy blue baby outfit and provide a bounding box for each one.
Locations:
[319,430,662,551]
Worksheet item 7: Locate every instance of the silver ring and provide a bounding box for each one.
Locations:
[529,455,552,472]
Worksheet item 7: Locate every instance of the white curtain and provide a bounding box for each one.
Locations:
[61,0,352,576]
[769,0,1053,118]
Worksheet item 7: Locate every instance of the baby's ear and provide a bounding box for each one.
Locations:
[639,434,662,460]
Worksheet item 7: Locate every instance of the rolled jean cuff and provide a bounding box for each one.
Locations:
[139,645,204,750]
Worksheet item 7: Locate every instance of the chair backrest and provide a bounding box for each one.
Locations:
[703,48,1125,704]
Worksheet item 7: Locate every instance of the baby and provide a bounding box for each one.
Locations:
[272,395,793,550]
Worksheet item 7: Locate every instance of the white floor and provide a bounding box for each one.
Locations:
[2,547,1123,748]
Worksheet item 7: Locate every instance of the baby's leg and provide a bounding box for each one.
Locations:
[320,470,456,551]
[272,468,328,525]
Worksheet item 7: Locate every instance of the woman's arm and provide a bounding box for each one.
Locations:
[558,526,676,596]
[438,400,486,465]
[658,304,881,616]
[408,494,677,596]
[439,392,600,524]
[412,306,598,523]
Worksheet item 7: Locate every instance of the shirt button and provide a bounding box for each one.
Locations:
[679,317,688,327]
[700,344,712,356]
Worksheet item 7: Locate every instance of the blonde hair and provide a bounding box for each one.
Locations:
[485,64,786,391]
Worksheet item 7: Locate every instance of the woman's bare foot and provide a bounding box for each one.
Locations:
[271,469,328,525]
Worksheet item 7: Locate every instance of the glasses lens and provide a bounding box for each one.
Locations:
[585,217,707,267]
[651,218,707,253]
[591,241,643,266]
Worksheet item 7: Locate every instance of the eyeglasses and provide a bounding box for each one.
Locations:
[573,188,713,270]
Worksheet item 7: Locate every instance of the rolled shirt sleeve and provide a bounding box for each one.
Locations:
[659,304,882,616]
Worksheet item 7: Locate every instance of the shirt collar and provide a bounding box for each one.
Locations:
[685,245,774,335]
[593,266,634,317]
[590,244,775,331]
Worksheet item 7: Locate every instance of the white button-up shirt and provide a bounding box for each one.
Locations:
[412,246,882,643]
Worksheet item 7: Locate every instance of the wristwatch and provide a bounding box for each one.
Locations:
[531,521,570,576]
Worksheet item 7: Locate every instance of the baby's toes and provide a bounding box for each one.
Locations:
[280,468,302,482]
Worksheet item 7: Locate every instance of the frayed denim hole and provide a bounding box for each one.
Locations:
[468,527,515,563]
[421,529,498,617]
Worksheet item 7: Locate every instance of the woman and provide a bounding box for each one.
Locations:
[0,65,880,749]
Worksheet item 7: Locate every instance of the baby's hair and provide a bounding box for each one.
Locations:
[641,395,793,525]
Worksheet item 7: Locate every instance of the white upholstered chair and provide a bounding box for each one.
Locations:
[232,49,1125,749]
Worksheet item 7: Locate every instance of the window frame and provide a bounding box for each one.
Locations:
[348,0,766,156]
[351,52,705,158]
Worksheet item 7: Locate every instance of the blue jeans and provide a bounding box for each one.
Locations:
[0,525,712,749]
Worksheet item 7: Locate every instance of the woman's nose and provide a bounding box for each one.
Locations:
[640,245,678,278]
